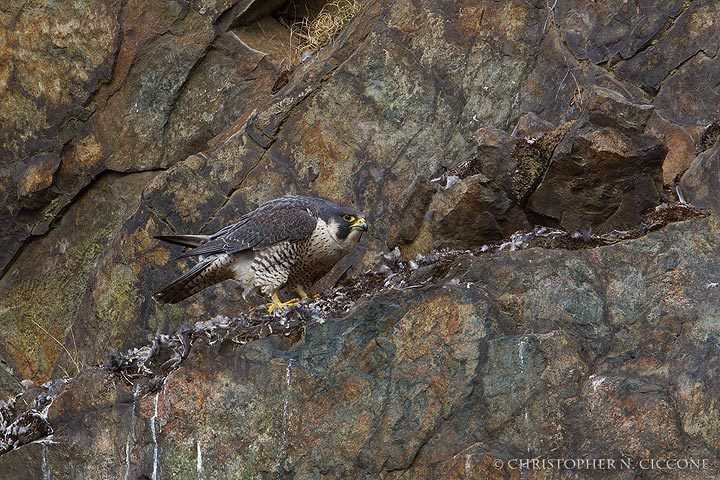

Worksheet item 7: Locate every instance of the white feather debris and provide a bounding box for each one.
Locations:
[376,264,392,276]
[498,232,528,251]
[414,252,439,264]
[676,184,687,204]
[498,226,568,251]
[444,175,461,190]
[589,375,606,393]
[382,247,401,261]
[196,439,203,475]
[0,379,66,454]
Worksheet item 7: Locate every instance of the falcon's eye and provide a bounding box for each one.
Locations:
[343,214,356,223]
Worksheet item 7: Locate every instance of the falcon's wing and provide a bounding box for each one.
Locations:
[177,202,318,258]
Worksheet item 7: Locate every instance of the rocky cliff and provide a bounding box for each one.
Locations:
[2,0,720,478]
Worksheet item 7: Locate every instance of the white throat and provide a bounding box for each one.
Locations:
[322,218,359,251]
[345,229,363,246]
[316,218,344,249]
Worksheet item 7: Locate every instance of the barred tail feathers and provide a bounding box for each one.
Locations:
[153,255,233,304]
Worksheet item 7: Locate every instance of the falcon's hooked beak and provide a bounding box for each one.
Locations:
[351,217,368,232]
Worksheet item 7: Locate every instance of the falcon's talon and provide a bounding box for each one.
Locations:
[295,285,310,300]
[294,286,320,301]
[283,297,300,307]
[267,300,300,313]
[268,291,300,313]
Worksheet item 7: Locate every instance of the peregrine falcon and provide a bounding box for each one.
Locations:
[153,195,368,311]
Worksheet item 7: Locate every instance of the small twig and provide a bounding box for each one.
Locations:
[30,320,81,375]
[290,28,313,42]
[555,70,570,100]
[569,70,583,108]
[543,0,558,32]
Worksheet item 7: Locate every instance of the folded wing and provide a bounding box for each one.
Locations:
[177,202,318,258]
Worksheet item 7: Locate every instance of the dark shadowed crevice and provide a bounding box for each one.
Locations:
[231,0,289,26]
[230,0,361,69]
[0,168,167,283]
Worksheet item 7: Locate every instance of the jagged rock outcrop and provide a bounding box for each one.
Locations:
[527,87,666,233]
[2,0,720,477]
[0,0,283,269]
[681,138,720,216]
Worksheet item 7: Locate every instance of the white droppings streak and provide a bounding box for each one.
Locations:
[283,359,293,434]
[41,442,52,480]
[518,337,531,460]
[151,392,160,480]
[276,359,294,473]
[124,385,141,480]
[124,437,132,480]
[196,439,203,477]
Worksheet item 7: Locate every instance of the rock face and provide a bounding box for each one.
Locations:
[2,0,720,478]
[0,0,283,274]
[681,138,720,216]
[2,216,720,479]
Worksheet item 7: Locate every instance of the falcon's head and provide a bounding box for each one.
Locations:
[318,201,368,248]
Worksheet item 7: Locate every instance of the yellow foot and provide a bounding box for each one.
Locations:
[267,295,300,314]
[294,285,320,300]
[295,285,309,300]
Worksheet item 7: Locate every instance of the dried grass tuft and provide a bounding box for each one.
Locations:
[290,0,360,61]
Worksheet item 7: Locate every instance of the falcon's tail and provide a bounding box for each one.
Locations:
[153,255,233,304]
[154,234,210,248]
